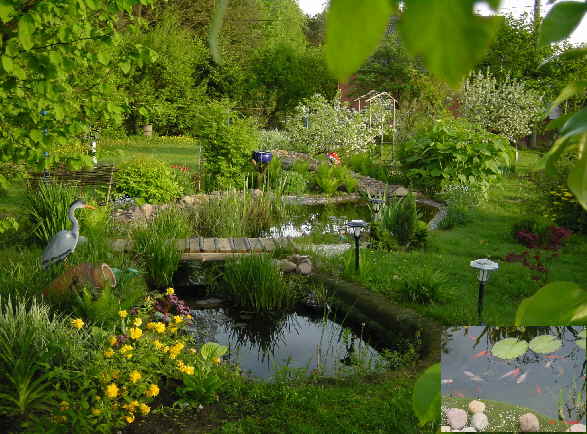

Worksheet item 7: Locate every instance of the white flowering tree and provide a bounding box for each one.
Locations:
[460,70,545,143]
[285,92,390,156]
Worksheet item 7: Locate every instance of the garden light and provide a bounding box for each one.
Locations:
[369,198,385,213]
[470,258,499,323]
[347,219,368,272]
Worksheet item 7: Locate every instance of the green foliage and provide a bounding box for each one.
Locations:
[515,281,587,325]
[259,129,291,151]
[115,158,183,204]
[399,118,513,193]
[132,207,191,288]
[0,0,156,163]
[221,254,296,311]
[539,2,587,47]
[491,337,529,359]
[396,268,447,304]
[413,363,440,427]
[437,182,484,229]
[192,100,259,191]
[282,171,309,195]
[0,216,18,235]
[312,163,358,196]
[72,286,121,328]
[460,69,544,143]
[372,193,419,248]
[25,182,80,244]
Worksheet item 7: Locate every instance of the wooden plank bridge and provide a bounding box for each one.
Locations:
[111,237,298,261]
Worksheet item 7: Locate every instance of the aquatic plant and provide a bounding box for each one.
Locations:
[221,254,297,311]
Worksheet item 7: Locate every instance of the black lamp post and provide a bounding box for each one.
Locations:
[347,219,368,272]
[470,258,499,323]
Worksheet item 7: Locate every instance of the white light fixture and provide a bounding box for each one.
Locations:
[470,258,499,322]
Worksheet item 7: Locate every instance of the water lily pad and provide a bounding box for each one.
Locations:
[529,335,562,354]
[579,329,586,338]
[491,338,529,360]
[577,329,586,350]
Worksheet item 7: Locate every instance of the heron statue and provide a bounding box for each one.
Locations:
[42,199,95,269]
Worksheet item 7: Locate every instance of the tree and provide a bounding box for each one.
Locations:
[0,0,156,164]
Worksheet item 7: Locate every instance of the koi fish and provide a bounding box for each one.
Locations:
[468,335,477,341]
[565,421,580,425]
[545,360,553,368]
[500,368,521,379]
[516,371,528,384]
[558,367,565,377]
[470,376,484,382]
[454,392,465,398]
[547,420,557,425]
[441,379,453,384]
[464,370,476,377]
[472,350,489,358]
[535,384,542,394]
[544,355,564,359]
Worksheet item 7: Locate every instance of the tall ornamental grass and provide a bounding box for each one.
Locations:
[222,254,296,311]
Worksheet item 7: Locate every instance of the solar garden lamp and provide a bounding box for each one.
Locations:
[470,258,499,323]
[347,220,368,272]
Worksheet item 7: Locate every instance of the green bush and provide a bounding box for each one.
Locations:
[192,100,259,192]
[312,163,358,196]
[436,182,484,229]
[221,254,296,311]
[396,269,447,304]
[133,207,191,288]
[398,118,513,193]
[372,193,426,249]
[115,158,183,204]
[25,182,81,244]
[282,171,309,194]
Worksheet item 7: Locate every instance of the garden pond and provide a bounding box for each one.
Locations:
[441,326,586,424]
[265,200,437,239]
[182,299,422,380]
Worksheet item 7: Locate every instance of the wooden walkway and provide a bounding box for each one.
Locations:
[111,237,298,261]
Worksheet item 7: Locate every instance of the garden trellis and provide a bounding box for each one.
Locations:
[352,91,398,159]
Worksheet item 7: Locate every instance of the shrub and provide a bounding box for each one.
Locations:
[398,118,513,193]
[133,207,191,288]
[25,182,81,244]
[312,163,358,196]
[221,254,296,311]
[282,171,309,194]
[436,182,484,229]
[372,193,419,248]
[259,129,291,151]
[192,100,259,191]
[396,269,447,304]
[460,69,544,143]
[115,158,183,204]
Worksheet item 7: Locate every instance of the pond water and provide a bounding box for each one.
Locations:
[266,201,437,239]
[184,303,399,380]
[441,326,586,424]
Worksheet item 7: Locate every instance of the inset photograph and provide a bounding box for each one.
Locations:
[441,326,586,432]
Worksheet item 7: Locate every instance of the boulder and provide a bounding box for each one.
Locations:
[44,263,116,297]
[279,260,297,273]
[519,413,540,432]
[468,400,485,414]
[297,261,312,275]
[446,408,468,430]
[471,413,488,431]
[567,424,587,432]
[287,254,311,265]
[140,203,154,219]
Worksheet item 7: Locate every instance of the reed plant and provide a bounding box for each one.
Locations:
[25,182,80,244]
[372,192,419,248]
[133,207,191,288]
[222,254,296,311]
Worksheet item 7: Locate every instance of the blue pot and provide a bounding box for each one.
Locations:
[252,151,272,164]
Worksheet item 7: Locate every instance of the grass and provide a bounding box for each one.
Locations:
[442,396,571,432]
[98,136,201,171]
[316,150,587,325]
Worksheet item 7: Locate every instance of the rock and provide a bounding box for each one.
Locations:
[471,413,488,431]
[441,427,452,432]
[44,263,116,297]
[461,428,477,432]
[140,203,154,219]
[193,297,223,308]
[180,195,196,206]
[446,408,468,430]
[567,424,587,432]
[287,254,311,265]
[519,413,540,432]
[468,400,485,414]
[297,261,312,275]
[279,260,297,273]
[393,186,410,197]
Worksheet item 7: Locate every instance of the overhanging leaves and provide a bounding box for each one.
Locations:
[18,15,34,51]
[325,0,393,82]
[516,281,587,325]
[568,146,587,209]
[208,0,229,64]
[539,1,587,47]
[412,363,440,426]
[399,0,502,87]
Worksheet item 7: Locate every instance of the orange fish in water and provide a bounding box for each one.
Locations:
[454,392,465,398]
[535,385,542,394]
[565,421,580,425]
[472,350,489,358]
[544,355,564,359]
[468,335,477,341]
[547,420,557,425]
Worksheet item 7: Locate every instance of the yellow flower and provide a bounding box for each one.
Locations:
[183,365,195,375]
[120,344,133,354]
[129,370,141,384]
[104,348,114,358]
[139,403,151,415]
[59,401,69,411]
[91,408,102,416]
[105,383,119,399]
[126,400,139,411]
[153,340,163,349]
[119,310,128,319]
[125,414,135,424]
[125,353,133,359]
[173,315,183,324]
[133,317,143,327]
[166,287,175,295]
[129,327,143,340]
[71,318,85,329]
[109,336,117,346]
[161,345,169,353]
[213,357,221,365]
[186,314,192,320]
[169,326,178,334]
[154,322,165,333]
[145,384,160,397]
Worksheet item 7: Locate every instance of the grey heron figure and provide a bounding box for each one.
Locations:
[42,199,95,269]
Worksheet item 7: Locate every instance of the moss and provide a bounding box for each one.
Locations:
[442,395,571,432]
